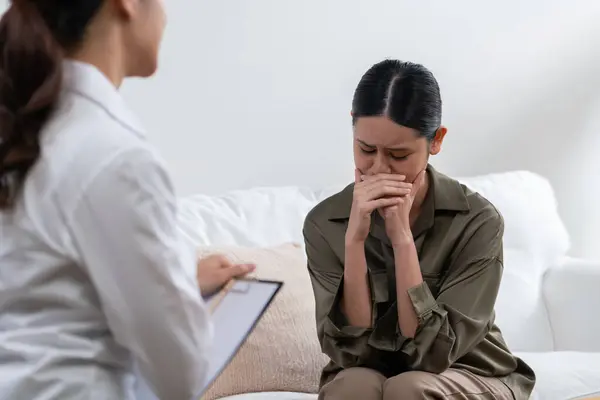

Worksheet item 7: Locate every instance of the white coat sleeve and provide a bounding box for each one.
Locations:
[67,146,212,400]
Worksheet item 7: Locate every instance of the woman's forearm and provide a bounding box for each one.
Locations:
[341,242,372,328]
[393,237,423,338]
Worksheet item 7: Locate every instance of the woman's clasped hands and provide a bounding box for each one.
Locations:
[345,169,426,248]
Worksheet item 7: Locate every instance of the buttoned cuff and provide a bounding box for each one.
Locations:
[407,281,438,322]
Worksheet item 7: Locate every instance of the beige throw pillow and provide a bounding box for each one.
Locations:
[198,243,328,400]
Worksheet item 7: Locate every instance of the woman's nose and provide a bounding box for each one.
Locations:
[371,154,392,174]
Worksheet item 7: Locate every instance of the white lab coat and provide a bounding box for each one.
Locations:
[0,61,212,400]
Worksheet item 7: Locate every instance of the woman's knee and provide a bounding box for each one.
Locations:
[319,367,387,400]
[382,371,441,400]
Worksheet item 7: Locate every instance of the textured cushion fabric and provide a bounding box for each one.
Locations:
[516,351,600,400]
[197,243,328,400]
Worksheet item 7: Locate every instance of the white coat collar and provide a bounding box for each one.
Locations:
[62,60,146,138]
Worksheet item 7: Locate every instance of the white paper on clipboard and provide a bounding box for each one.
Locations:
[134,278,283,400]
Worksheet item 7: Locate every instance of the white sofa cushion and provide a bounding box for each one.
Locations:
[543,257,600,352]
[492,248,554,351]
[517,351,600,400]
[178,170,569,261]
[177,186,339,248]
[456,171,570,352]
[456,170,570,270]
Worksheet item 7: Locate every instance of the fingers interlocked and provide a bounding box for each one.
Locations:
[353,173,412,215]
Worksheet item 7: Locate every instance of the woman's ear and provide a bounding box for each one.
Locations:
[110,0,137,19]
[429,126,448,155]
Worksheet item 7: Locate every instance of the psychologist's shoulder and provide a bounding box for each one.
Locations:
[303,183,354,234]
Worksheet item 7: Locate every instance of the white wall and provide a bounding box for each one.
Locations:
[1,1,599,260]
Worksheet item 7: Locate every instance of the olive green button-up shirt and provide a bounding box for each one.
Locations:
[303,165,535,399]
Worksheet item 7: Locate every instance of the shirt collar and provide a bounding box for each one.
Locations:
[327,163,470,222]
[61,60,146,138]
[429,164,470,212]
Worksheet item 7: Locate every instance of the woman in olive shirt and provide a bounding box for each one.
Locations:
[303,60,535,400]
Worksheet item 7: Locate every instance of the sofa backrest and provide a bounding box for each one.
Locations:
[177,170,569,352]
[457,171,569,351]
[178,186,335,248]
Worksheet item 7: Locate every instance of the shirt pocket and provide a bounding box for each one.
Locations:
[369,271,396,323]
[369,271,389,304]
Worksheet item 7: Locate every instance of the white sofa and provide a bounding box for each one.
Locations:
[176,170,600,400]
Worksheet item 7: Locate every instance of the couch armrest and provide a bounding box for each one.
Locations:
[543,256,600,352]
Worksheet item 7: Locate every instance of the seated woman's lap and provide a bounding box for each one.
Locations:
[318,368,386,400]
[319,367,515,400]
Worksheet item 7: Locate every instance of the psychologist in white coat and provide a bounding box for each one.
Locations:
[0,1,253,399]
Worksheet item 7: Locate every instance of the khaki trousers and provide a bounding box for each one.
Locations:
[319,367,515,400]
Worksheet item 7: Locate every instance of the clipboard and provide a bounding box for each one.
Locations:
[134,278,283,400]
[200,278,283,396]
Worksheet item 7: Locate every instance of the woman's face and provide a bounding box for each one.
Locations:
[353,116,446,183]
[120,0,167,78]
